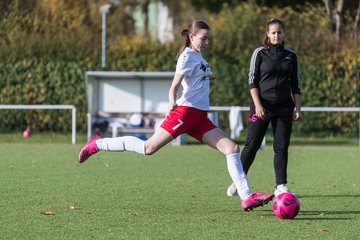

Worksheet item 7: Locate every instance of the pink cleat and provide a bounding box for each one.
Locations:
[241,192,274,211]
[78,135,101,163]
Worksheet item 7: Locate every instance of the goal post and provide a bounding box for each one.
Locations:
[0,105,76,144]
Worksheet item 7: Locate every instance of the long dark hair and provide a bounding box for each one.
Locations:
[262,18,285,49]
[176,20,210,59]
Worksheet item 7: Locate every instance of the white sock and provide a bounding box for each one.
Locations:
[226,153,252,200]
[95,136,145,155]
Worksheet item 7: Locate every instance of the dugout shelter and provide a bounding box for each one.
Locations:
[85,71,187,145]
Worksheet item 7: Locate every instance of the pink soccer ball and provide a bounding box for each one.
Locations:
[22,129,31,138]
[272,192,300,220]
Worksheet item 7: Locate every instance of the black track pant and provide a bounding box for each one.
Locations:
[241,113,293,186]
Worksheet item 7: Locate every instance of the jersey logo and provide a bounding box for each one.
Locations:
[172,119,184,130]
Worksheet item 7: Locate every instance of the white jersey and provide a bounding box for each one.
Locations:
[175,47,212,111]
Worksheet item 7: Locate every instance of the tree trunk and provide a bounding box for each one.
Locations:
[353,0,360,38]
[322,0,344,40]
[142,0,150,37]
[323,0,336,32]
[334,0,344,41]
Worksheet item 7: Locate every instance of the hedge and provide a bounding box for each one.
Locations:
[0,3,358,136]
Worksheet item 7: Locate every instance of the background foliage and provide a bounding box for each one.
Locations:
[0,0,359,136]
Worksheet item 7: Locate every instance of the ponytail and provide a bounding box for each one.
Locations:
[177,29,191,59]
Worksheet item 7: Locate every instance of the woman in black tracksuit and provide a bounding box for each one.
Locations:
[227,19,301,197]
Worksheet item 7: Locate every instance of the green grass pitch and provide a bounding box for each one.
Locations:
[0,142,359,239]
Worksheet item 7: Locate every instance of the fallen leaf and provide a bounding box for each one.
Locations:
[40,211,55,215]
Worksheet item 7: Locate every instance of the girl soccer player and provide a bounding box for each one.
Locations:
[78,20,274,211]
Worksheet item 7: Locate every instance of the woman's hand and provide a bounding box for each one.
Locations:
[293,111,301,121]
[293,94,301,121]
[255,104,266,119]
[250,88,265,119]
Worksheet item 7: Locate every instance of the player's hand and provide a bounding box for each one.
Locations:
[209,75,216,81]
[168,103,178,112]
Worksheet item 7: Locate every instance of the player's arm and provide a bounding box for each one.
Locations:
[168,74,184,112]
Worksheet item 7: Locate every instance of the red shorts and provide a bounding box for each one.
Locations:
[160,106,217,141]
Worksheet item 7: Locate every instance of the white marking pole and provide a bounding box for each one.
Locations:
[210,106,360,147]
[210,106,360,112]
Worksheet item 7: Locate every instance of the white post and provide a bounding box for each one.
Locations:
[72,106,76,144]
[87,113,92,140]
[100,4,112,69]
[101,12,107,69]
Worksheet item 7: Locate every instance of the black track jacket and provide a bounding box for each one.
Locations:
[248,44,301,114]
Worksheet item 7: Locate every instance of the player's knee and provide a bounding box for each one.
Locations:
[144,144,157,155]
[221,141,239,155]
[236,144,240,152]
[232,143,240,153]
